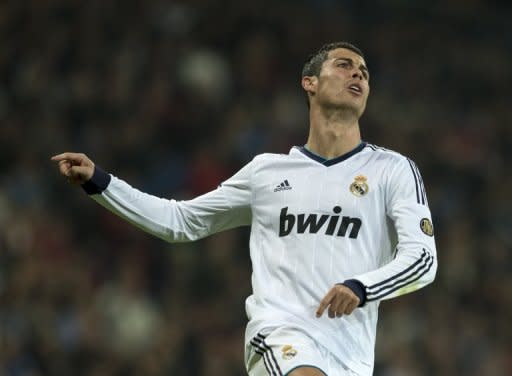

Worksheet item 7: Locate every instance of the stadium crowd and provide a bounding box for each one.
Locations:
[0,0,510,375]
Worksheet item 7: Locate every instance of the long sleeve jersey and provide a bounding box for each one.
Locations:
[83,142,437,375]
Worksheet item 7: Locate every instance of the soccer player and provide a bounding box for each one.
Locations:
[52,42,437,376]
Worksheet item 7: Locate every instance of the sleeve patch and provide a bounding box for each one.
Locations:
[420,218,434,236]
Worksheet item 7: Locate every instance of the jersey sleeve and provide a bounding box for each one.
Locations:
[351,157,437,305]
[85,160,254,242]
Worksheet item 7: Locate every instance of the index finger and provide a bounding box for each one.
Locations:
[316,288,336,318]
[51,152,83,163]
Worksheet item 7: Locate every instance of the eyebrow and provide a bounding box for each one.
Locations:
[334,57,370,77]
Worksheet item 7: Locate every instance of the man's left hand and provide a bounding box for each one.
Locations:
[316,284,360,318]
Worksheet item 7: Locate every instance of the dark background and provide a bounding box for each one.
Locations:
[1,1,510,375]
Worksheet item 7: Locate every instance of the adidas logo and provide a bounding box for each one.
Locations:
[274,180,292,192]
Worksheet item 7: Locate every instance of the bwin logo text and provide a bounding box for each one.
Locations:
[279,206,362,239]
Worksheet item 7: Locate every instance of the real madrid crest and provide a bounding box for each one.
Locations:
[281,345,297,360]
[350,175,369,197]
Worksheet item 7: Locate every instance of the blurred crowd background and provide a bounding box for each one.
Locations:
[1,0,510,375]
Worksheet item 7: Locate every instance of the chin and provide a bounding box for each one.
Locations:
[334,102,363,117]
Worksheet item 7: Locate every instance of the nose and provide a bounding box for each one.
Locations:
[352,70,363,80]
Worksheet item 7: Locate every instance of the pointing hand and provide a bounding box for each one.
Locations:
[51,152,95,185]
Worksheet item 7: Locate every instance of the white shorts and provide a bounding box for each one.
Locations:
[245,327,359,376]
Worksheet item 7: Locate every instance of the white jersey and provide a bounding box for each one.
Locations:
[86,142,437,376]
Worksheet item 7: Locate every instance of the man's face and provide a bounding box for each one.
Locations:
[304,48,370,117]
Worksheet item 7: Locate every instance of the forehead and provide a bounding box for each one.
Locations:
[326,48,367,66]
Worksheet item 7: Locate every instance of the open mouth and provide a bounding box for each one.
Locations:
[348,84,362,95]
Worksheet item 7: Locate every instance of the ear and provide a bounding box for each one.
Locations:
[301,75,317,96]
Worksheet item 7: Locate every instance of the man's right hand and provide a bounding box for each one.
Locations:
[51,152,95,185]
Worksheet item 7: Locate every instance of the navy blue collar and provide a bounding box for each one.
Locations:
[298,141,367,166]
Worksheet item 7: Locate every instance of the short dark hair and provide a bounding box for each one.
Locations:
[302,42,365,78]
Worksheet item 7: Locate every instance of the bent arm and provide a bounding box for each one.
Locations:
[345,158,438,305]
[84,164,252,242]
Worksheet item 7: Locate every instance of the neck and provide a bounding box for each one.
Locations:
[305,105,362,159]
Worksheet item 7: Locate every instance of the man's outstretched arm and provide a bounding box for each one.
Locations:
[51,152,253,242]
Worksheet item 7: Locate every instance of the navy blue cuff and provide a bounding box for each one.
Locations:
[341,279,367,307]
[81,166,111,195]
